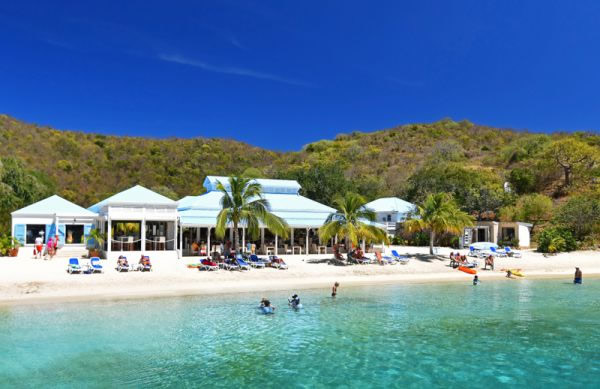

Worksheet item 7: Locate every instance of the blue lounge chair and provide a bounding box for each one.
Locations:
[504,247,522,258]
[221,258,239,271]
[490,246,507,257]
[235,255,251,270]
[249,254,266,268]
[90,257,103,273]
[391,250,410,265]
[67,258,83,274]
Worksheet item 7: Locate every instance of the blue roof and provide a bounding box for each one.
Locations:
[203,176,301,194]
[178,185,336,228]
[89,185,177,213]
[12,195,97,217]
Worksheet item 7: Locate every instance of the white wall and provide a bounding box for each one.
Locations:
[518,224,531,248]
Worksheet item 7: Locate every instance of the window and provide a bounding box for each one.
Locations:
[111,221,141,251]
[386,214,392,222]
[502,227,516,240]
[65,225,84,244]
[26,224,46,244]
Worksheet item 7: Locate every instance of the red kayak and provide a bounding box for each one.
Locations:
[458,266,477,275]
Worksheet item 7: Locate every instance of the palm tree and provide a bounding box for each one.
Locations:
[215,176,289,253]
[318,192,389,250]
[405,193,474,255]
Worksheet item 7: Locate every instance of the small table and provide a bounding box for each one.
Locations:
[266,246,276,255]
[292,246,302,255]
[318,246,327,254]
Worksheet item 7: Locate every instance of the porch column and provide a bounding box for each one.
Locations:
[207,227,211,254]
[196,227,200,242]
[290,228,294,254]
[229,227,233,242]
[141,213,146,252]
[178,221,183,258]
[242,227,245,252]
[107,216,112,256]
[305,228,309,255]
[275,234,278,255]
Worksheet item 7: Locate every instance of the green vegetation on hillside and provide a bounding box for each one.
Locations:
[2,115,600,251]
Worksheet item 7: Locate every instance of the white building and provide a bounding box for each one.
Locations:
[364,197,416,235]
[88,185,179,259]
[462,221,533,248]
[11,195,97,247]
[178,176,337,256]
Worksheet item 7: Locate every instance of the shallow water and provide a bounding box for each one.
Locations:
[1,279,598,388]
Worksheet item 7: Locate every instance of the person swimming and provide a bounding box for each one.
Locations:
[473,275,479,285]
[289,294,301,308]
[574,267,582,284]
[332,282,339,297]
[260,298,275,314]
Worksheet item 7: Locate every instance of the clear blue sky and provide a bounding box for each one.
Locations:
[1,1,599,150]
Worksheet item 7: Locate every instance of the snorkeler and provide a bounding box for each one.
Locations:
[289,294,300,307]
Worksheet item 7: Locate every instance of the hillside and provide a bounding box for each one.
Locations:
[2,114,600,248]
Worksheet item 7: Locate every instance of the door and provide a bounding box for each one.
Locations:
[477,228,486,242]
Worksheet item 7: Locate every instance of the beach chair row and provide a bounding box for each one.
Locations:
[188,254,288,271]
[66,255,153,274]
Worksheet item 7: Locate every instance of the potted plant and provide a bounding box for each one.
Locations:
[86,229,106,258]
[0,235,20,257]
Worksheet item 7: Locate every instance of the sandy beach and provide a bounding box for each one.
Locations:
[0,246,597,306]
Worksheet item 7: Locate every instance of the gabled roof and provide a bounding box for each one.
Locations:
[12,195,97,217]
[203,176,301,194]
[88,185,177,213]
[178,191,336,228]
[365,197,416,214]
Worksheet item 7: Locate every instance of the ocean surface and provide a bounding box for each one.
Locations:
[1,279,598,388]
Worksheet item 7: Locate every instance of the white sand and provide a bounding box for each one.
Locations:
[0,246,597,306]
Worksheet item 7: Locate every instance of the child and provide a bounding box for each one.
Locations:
[473,275,479,285]
[332,282,339,297]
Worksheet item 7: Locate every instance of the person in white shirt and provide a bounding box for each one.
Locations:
[34,232,44,259]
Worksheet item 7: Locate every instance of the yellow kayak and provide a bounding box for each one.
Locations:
[510,269,524,277]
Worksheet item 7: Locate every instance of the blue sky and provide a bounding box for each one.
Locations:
[1,1,600,150]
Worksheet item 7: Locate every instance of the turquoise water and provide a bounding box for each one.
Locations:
[1,279,599,388]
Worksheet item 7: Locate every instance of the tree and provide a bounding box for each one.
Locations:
[0,158,53,234]
[280,162,353,207]
[215,177,288,253]
[318,192,389,249]
[546,139,598,187]
[405,193,474,255]
[513,194,553,232]
[508,168,536,195]
[553,194,600,241]
[464,187,509,221]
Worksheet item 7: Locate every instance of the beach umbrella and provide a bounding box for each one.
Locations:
[470,242,498,250]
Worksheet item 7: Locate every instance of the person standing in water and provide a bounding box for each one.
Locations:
[331,282,339,297]
[574,267,582,284]
[473,275,479,285]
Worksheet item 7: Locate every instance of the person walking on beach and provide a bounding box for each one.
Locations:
[34,231,44,259]
[332,282,339,297]
[574,267,583,284]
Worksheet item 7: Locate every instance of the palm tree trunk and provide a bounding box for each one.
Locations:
[429,230,436,255]
[233,222,240,254]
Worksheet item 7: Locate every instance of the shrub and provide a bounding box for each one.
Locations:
[537,227,577,253]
